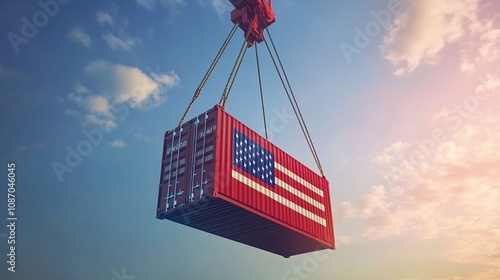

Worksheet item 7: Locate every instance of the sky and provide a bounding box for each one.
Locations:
[0,0,499,279]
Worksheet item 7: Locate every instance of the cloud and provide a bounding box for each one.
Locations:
[208,0,232,20]
[135,0,157,10]
[135,0,229,20]
[133,133,151,143]
[87,95,112,117]
[339,77,500,266]
[102,34,139,51]
[64,108,81,118]
[160,0,186,7]
[96,11,114,26]
[74,82,90,94]
[463,26,500,72]
[67,84,113,117]
[66,61,179,131]
[435,269,500,280]
[84,60,179,109]
[110,139,127,148]
[135,0,185,10]
[84,114,117,131]
[381,0,499,75]
[67,26,92,48]
[151,71,180,87]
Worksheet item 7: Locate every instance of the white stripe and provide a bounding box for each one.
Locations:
[232,170,327,227]
[274,163,324,197]
[275,178,325,211]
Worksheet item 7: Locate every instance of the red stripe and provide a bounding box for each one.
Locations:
[230,175,327,239]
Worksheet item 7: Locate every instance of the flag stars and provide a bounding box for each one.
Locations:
[233,130,275,187]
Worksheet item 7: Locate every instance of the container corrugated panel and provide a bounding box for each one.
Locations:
[157,105,335,257]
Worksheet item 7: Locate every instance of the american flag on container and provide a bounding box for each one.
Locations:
[231,129,328,228]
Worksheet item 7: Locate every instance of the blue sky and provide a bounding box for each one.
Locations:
[1,0,500,279]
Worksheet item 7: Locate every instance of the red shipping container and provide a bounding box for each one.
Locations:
[157,105,335,257]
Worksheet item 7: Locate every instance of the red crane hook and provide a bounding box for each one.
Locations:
[229,0,276,47]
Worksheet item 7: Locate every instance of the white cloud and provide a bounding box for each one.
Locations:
[208,0,231,20]
[135,0,185,10]
[102,34,139,51]
[133,133,151,143]
[67,92,83,104]
[135,0,157,10]
[110,139,127,148]
[83,114,117,131]
[435,269,500,280]
[67,61,179,131]
[96,11,114,26]
[136,0,228,20]
[87,95,112,117]
[64,108,81,118]
[67,26,92,48]
[74,82,90,94]
[84,60,179,109]
[151,71,180,87]
[382,0,499,75]
[340,77,500,266]
[160,0,185,7]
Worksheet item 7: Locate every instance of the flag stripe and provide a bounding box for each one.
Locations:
[274,162,324,197]
[275,178,325,211]
[232,170,327,227]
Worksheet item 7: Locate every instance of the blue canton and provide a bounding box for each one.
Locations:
[233,129,275,187]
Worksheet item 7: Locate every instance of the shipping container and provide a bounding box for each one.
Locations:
[157,105,335,257]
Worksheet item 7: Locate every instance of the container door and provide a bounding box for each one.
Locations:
[162,124,191,212]
[187,110,218,203]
